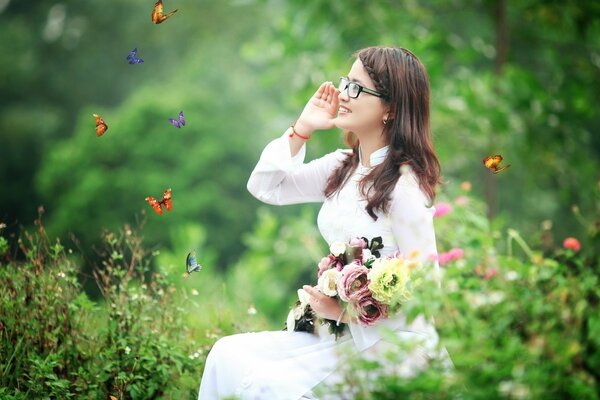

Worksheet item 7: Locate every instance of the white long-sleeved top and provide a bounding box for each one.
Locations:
[247,133,440,352]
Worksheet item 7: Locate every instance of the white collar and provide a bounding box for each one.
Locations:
[358,145,389,168]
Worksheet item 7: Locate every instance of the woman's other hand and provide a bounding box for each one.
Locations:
[295,82,339,135]
[302,284,343,321]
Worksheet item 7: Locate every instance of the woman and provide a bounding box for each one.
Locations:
[199,46,442,400]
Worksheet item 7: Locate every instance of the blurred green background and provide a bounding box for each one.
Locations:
[1,0,599,286]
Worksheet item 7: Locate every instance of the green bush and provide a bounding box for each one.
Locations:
[0,211,201,399]
[317,184,600,399]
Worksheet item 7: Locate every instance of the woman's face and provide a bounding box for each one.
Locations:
[335,59,389,135]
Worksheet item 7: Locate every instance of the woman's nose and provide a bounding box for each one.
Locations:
[338,87,350,101]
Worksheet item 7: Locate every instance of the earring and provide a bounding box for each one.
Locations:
[383,119,388,125]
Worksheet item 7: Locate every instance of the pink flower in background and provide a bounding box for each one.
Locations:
[354,294,388,326]
[454,196,469,206]
[434,247,465,266]
[483,268,498,280]
[563,237,581,252]
[337,263,370,303]
[434,202,453,218]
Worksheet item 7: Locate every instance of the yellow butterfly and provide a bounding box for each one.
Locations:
[483,154,511,174]
[151,0,178,24]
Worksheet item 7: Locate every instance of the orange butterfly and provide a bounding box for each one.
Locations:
[483,154,511,174]
[151,0,178,24]
[145,188,172,215]
[93,114,108,137]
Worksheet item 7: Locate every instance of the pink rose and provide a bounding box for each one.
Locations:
[317,255,335,278]
[349,237,368,249]
[563,237,581,252]
[337,263,370,303]
[354,294,388,326]
[434,202,453,218]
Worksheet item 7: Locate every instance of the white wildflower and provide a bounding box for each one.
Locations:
[506,271,519,281]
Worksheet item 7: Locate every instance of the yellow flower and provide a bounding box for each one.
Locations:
[367,257,417,304]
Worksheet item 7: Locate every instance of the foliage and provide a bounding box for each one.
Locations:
[0,209,87,398]
[36,70,266,269]
[316,183,600,399]
[0,212,201,399]
[226,206,326,324]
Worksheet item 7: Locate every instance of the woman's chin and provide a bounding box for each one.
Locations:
[333,117,351,130]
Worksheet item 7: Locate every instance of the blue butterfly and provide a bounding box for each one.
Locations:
[168,111,185,128]
[186,251,202,276]
[127,48,144,64]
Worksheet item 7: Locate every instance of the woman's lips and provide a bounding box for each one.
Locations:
[338,106,351,114]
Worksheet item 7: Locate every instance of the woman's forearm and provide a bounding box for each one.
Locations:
[287,120,313,157]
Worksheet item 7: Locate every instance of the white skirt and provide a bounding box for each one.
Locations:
[198,320,441,400]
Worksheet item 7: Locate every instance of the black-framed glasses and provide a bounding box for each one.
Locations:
[338,76,385,99]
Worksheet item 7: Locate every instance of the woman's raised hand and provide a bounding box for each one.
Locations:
[295,82,339,135]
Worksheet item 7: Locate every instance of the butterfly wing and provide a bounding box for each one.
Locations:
[483,155,502,169]
[160,8,178,23]
[145,196,163,215]
[178,111,185,127]
[151,0,178,24]
[127,48,144,64]
[161,188,172,212]
[151,0,164,23]
[493,164,511,174]
[127,48,137,60]
[491,155,503,169]
[93,114,108,137]
[168,118,181,128]
[186,251,202,274]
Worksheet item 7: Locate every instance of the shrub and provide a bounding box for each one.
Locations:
[317,184,600,399]
[0,210,201,399]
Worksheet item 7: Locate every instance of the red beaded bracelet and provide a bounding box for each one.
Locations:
[289,122,311,140]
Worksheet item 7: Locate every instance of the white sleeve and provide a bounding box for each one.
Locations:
[247,133,349,205]
[389,173,439,266]
[348,172,440,352]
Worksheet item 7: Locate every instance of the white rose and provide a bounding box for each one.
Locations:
[297,288,311,306]
[361,249,375,263]
[329,241,346,257]
[317,268,341,297]
[286,309,297,332]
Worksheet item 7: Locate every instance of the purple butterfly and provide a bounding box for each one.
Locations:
[168,111,185,128]
[127,48,144,64]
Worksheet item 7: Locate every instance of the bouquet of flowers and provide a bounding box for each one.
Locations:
[285,237,424,339]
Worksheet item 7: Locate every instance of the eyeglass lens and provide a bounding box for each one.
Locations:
[339,77,360,98]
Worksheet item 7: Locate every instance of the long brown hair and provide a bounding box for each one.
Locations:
[324,46,441,220]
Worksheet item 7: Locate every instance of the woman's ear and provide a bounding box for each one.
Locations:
[383,110,393,125]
